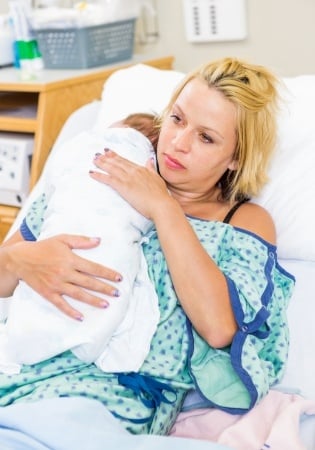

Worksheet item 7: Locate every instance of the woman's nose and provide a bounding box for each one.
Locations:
[172,128,192,152]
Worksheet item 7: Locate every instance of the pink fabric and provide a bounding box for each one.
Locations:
[169,390,315,450]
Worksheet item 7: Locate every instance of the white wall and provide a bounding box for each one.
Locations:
[1,0,315,76]
[136,0,315,77]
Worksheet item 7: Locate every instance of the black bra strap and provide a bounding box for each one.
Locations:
[223,199,248,224]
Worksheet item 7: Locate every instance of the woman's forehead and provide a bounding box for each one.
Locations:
[174,78,236,128]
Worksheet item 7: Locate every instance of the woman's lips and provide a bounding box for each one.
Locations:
[163,154,185,170]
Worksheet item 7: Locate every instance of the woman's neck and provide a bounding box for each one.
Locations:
[168,186,230,221]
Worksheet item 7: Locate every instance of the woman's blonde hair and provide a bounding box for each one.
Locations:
[161,57,280,203]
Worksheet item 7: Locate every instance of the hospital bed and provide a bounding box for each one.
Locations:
[1,61,315,450]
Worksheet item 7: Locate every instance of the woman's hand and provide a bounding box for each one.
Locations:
[3,233,122,320]
[90,150,170,220]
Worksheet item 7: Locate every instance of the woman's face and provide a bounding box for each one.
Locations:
[157,78,237,196]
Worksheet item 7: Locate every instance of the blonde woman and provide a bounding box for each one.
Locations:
[0,58,294,438]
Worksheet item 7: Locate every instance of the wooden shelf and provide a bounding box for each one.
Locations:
[0,92,37,132]
[0,117,37,133]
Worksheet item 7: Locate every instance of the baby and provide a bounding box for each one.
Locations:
[0,113,160,374]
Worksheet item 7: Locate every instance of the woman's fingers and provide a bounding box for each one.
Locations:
[48,292,85,321]
[90,150,166,219]
[44,235,123,320]
[60,234,123,283]
[49,282,119,322]
[93,149,151,180]
[12,234,123,320]
[65,260,121,302]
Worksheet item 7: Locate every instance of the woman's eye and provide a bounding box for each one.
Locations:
[170,114,181,124]
[201,133,214,144]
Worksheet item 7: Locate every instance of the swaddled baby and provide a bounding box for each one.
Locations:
[0,113,160,374]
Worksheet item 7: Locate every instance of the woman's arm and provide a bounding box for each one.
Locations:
[0,230,123,320]
[151,197,238,348]
[90,152,236,347]
[90,151,277,348]
[150,199,277,348]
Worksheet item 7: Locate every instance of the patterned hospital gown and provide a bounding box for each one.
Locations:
[0,193,295,435]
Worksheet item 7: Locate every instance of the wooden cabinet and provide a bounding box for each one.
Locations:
[0,56,174,241]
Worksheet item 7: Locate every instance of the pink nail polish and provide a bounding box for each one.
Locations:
[75,314,84,322]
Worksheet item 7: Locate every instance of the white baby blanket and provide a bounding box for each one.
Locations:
[0,127,159,374]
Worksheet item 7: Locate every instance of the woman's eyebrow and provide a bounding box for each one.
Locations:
[172,103,224,139]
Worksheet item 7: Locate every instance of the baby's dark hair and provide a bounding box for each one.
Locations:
[123,113,159,151]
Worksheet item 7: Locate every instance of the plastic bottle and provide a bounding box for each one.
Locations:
[0,15,15,66]
[9,0,44,80]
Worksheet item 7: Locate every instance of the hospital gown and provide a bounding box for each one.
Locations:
[0,191,295,435]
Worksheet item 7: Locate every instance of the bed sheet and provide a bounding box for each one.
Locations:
[0,397,233,450]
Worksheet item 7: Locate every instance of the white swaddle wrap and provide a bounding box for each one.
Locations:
[0,127,159,374]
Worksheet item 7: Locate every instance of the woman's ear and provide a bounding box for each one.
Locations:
[228,159,238,171]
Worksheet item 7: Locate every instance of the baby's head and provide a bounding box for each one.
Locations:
[113,113,159,151]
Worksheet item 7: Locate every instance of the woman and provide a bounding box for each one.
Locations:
[0,57,294,436]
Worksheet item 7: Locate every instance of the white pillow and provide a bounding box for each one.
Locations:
[95,66,315,262]
[94,63,185,131]
[254,76,315,261]
[276,259,315,400]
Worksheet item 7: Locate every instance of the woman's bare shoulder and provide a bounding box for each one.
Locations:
[229,201,276,245]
